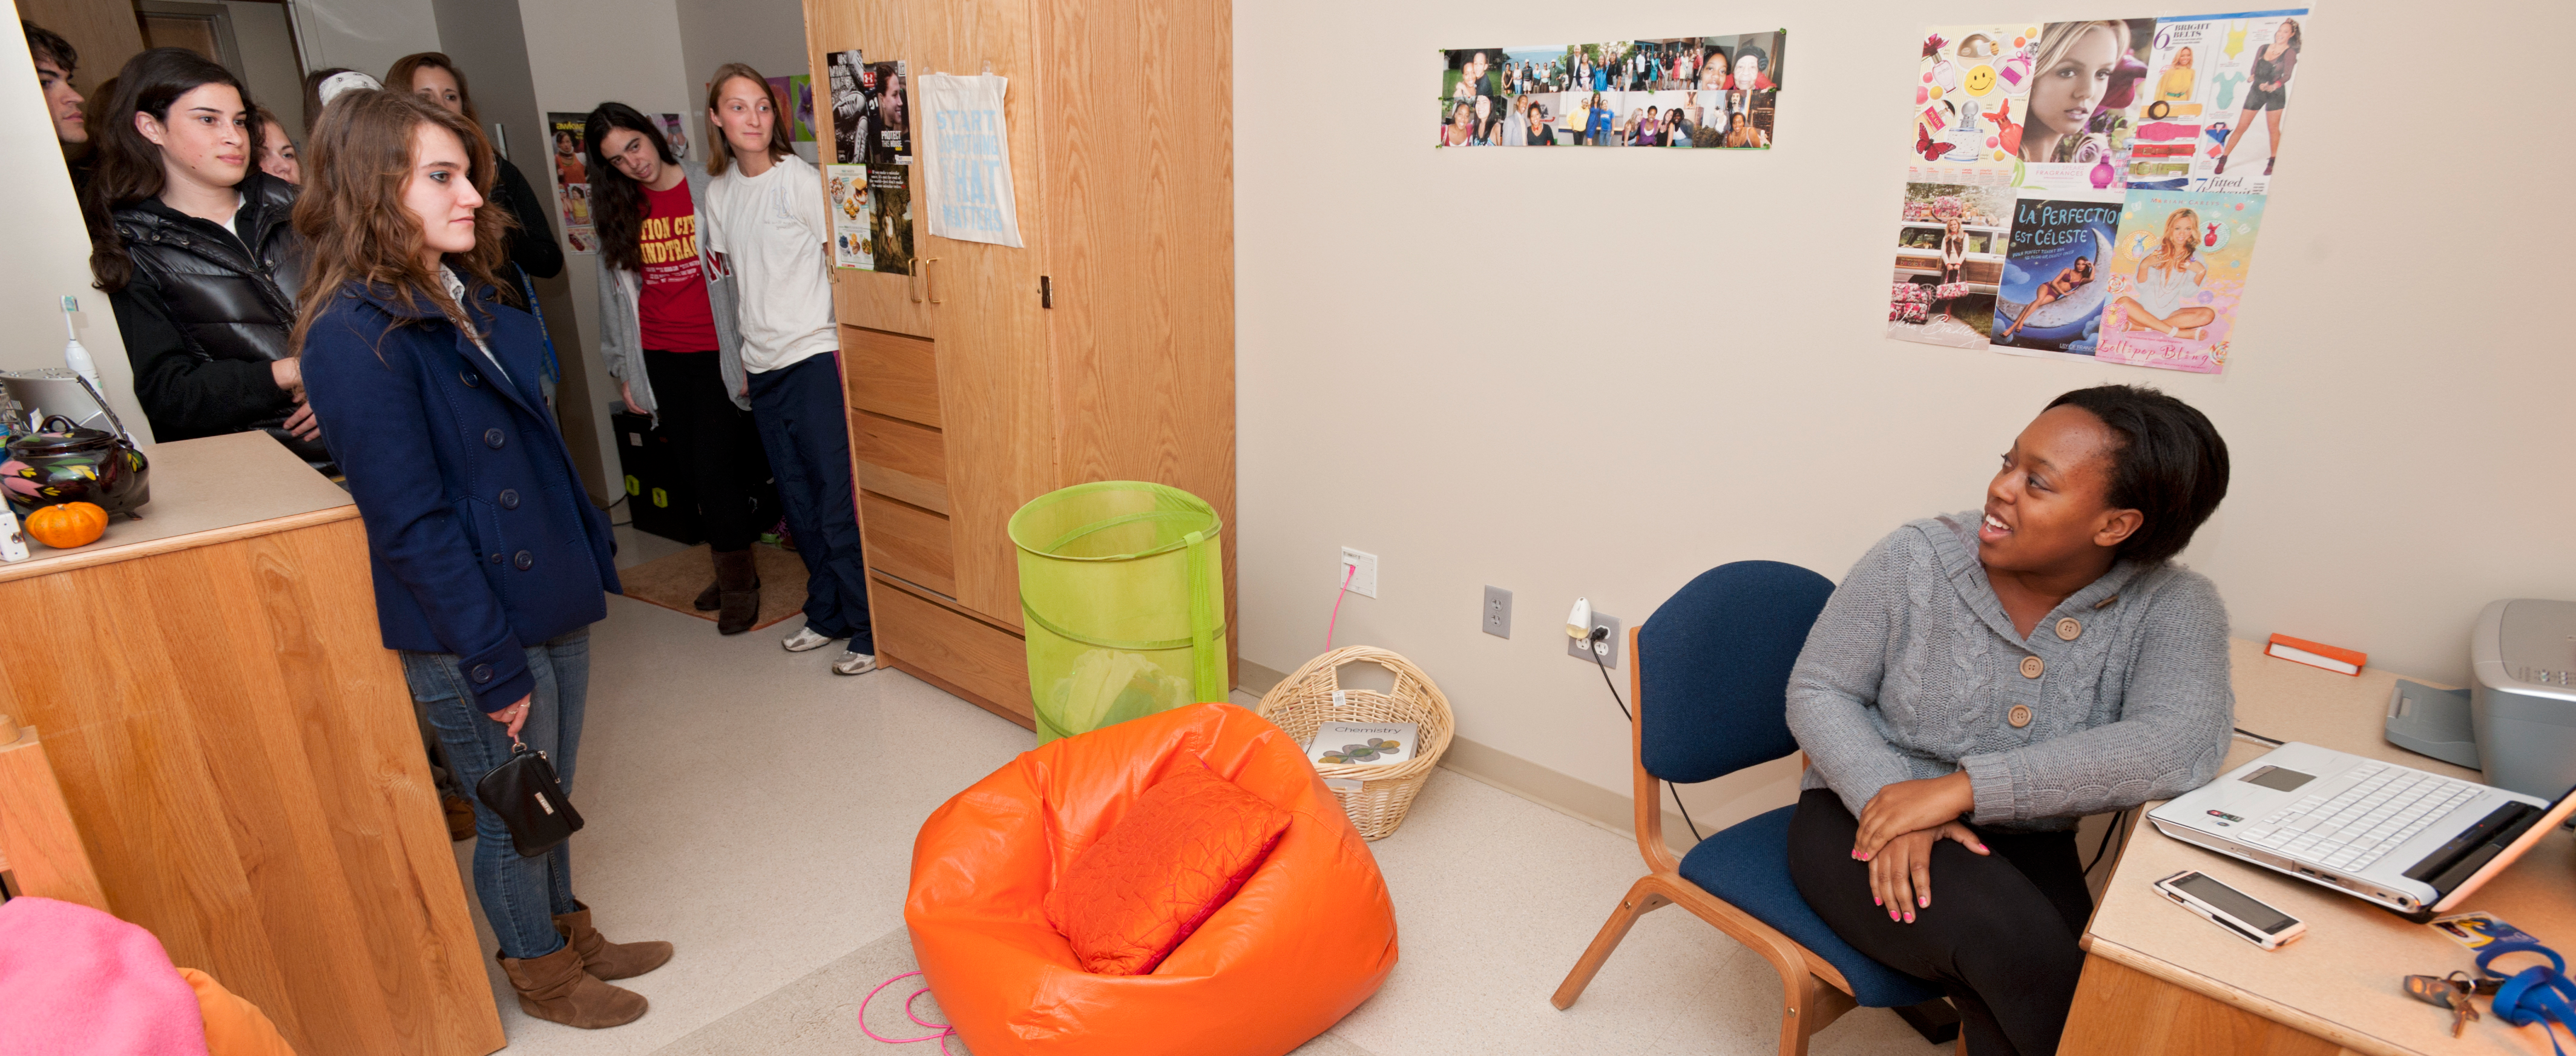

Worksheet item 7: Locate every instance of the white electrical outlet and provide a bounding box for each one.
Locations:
[1338,547,1379,598]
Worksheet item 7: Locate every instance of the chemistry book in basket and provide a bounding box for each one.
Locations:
[1306,721,1419,767]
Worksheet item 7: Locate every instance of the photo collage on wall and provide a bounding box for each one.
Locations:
[823,49,915,274]
[546,110,695,256]
[1886,10,2306,374]
[1436,32,1783,148]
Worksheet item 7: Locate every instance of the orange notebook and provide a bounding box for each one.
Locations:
[2266,633,2366,676]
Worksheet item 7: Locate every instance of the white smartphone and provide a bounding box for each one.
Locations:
[2155,870,2307,951]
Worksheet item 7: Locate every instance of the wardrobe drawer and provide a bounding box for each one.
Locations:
[850,411,947,514]
[871,582,1033,727]
[842,326,941,427]
[859,492,955,598]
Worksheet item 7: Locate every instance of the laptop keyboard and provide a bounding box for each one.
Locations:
[2233,762,2482,873]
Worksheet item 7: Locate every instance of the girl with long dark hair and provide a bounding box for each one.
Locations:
[84,48,329,475]
[585,101,768,632]
[292,88,669,1030]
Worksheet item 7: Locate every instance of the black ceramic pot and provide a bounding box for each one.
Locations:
[2,415,150,516]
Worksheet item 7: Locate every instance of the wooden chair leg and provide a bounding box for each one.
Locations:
[1550,876,1671,1010]
[1779,969,1858,1056]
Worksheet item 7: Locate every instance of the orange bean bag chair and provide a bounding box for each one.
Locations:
[905,702,1399,1056]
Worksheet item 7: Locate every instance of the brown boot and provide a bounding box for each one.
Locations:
[553,902,673,981]
[692,578,722,611]
[498,943,647,1028]
[712,547,761,635]
[442,794,476,842]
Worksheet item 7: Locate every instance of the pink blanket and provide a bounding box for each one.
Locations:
[0,897,209,1056]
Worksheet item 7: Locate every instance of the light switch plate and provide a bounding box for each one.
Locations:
[1567,610,1622,668]
[1482,586,1513,638]
[1339,547,1378,598]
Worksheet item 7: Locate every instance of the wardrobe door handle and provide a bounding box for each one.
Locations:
[923,257,944,305]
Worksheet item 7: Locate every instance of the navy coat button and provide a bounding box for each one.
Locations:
[499,489,521,509]
[461,370,481,388]
[490,552,503,564]
[484,427,506,449]
[471,664,494,684]
[513,550,534,570]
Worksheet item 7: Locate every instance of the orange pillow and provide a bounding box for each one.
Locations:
[1044,759,1293,975]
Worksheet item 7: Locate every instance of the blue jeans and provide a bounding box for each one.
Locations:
[402,628,590,960]
[749,353,874,651]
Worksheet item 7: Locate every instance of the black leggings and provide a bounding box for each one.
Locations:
[642,349,764,552]
[1786,789,2091,1056]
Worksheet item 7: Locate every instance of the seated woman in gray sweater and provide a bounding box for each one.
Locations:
[1784,384,2232,1056]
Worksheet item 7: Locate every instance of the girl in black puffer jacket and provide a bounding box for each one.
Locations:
[84,48,331,475]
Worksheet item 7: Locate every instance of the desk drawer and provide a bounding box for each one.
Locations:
[851,411,947,514]
[860,491,954,598]
[842,326,941,427]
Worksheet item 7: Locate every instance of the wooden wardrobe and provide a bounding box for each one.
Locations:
[801,0,1235,727]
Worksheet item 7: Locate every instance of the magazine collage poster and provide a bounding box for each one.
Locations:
[545,112,595,253]
[1436,32,1783,148]
[823,50,915,274]
[1885,10,2305,374]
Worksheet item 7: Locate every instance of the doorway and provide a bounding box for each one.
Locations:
[134,1,310,135]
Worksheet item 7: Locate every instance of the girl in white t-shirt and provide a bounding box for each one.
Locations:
[703,62,878,676]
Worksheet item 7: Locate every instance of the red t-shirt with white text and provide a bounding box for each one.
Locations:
[637,180,718,352]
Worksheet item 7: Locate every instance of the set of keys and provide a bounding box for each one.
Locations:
[2403,971,2502,1038]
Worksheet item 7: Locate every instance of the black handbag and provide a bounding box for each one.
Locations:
[475,739,584,857]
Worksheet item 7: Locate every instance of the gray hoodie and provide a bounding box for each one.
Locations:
[596,162,748,421]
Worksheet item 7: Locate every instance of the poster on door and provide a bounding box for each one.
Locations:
[826,164,871,270]
[545,111,595,254]
[867,167,916,275]
[827,49,866,165]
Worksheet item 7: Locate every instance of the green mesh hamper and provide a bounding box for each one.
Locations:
[1010,481,1227,745]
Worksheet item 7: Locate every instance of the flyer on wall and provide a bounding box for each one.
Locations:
[2129,10,2308,194]
[1887,180,2015,349]
[827,49,866,165]
[826,164,871,270]
[545,111,595,254]
[1988,191,2124,360]
[2093,190,2265,374]
[1436,33,1781,148]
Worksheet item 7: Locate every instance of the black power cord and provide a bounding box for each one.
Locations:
[1587,626,1705,843]
[2233,727,2284,747]
[2082,807,2130,876]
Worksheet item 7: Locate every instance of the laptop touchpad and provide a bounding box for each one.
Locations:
[2240,765,2316,793]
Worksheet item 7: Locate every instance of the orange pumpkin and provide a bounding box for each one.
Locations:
[25,501,107,549]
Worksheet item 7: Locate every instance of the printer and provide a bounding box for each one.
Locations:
[2472,599,2576,799]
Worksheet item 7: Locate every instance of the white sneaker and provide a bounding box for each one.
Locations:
[832,650,878,676]
[781,627,838,653]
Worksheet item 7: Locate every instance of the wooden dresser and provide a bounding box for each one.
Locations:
[801,0,1235,728]
[0,433,501,1056]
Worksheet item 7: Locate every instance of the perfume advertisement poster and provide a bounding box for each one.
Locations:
[1990,193,2123,358]
[2093,190,2266,374]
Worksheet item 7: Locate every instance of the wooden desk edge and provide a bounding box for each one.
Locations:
[2080,934,2408,1056]
[0,505,359,584]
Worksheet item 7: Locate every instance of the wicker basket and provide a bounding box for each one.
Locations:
[1253,646,1454,840]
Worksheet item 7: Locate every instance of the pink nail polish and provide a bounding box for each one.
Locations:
[1873,895,1882,905]
[1889,909,1900,921]
[1919,896,1928,908]
[1905,912,1916,923]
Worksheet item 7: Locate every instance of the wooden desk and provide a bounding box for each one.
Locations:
[2062,638,2573,1055]
[0,432,504,1056]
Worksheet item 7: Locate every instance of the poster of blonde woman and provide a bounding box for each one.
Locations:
[2094,190,2265,374]
[2129,10,2308,194]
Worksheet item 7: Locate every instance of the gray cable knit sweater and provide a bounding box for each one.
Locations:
[1786,511,2235,832]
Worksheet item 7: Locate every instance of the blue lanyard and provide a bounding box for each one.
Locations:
[519,270,562,384]
[2482,940,2576,1054]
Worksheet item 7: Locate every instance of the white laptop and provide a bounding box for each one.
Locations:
[2149,741,2576,919]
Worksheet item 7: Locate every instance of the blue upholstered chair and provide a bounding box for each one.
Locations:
[1549,561,1945,1056]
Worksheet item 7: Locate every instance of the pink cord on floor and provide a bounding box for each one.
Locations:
[859,971,960,1052]
[1324,562,1357,650]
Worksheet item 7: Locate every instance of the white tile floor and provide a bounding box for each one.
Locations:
[452,526,1942,1055]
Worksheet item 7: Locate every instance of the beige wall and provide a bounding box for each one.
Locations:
[295,0,442,79]
[1233,0,2576,831]
[0,15,146,438]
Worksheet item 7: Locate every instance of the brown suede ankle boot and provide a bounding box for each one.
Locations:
[498,943,648,1028]
[553,902,674,980]
[692,578,722,611]
[712,548,761,635]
